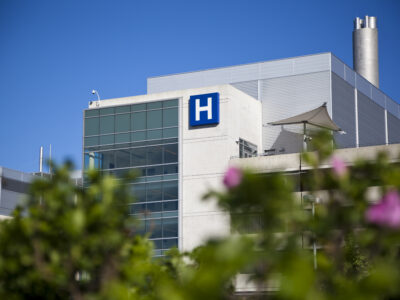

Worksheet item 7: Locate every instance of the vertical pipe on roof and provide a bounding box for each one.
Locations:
[353,16,379,88]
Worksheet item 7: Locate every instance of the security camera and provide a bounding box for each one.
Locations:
[91,90,96,95]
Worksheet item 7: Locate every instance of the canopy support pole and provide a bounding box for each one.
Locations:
[303,122,307,152]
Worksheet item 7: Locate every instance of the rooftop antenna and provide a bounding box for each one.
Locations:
[49,144,52,174]
[39,146,43,174]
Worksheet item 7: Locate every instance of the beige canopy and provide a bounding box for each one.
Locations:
[268,103,342,132]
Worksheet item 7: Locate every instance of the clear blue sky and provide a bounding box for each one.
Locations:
[1,0,399,172]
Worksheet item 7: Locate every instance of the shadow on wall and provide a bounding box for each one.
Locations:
[269,127,303,154]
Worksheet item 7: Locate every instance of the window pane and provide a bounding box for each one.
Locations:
[164,164,178,175]
[163,108,178,127]
[132,103,146,111]
[85,109,99,117]
[163,181,178,200]
[163,99,178,108]
[164,144,178,163]
[147,182,162,202]
[147,110,162,129]
[85,136,99,147]
[84,152,101,169]
[163,218,178,238]
[147,202,162,213]
[147,101,162,109]
[163,127,178,138]
[132,131,146,142]
[115,105,130,113]
[163,238,178,249]
[115,114,130,133]
[85,117,99,136]
[132,184,146,202]
[153,239,163,249]
[100,115,115,134]
[100,107,114,115]
[147,219,162,238]
[147,146,163,165]
[100,134,114,145]
[148,129,162,140]
[131,147,147,166]
[146,165,163,176]
[134,220,146,236]
[133,167,146,177]
[132,111,146,130]
[100,152,115,169]
[115,133,130,143]
[115,150,130,168]
[163,200,178,211]
[131,203,146,214]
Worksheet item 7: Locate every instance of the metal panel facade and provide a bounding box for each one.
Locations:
[261,71,331,154]
[331,73,356,148]
[232,80,258,100]
[148,53,331,94]
[388,112,400,144]
[358,91,385,147]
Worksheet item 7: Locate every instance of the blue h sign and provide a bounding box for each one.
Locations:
[189,93,220,127]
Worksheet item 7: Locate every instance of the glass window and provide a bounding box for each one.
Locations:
[163,127,178,138]
[85,117,99,136]
[84,152,101,169]
[85,136,99,147]
[163,218,178,238]
[131,203,146,214]
[134,167,146,177]
[115,105,130,114]
[147,110,162,129]
[146,165,163,177]
[147,146,163,165]
[163,99,178,108]
[131,147,147,166]
[115,133,130,144]
[147,219,162,239]
[85,109,99,117]
[153,239,163,249]
[100,115,115,134]
[132,131,146,142]
[147,101,162,110]
[147,182,162,202]
[147,129,162,140]
[164,164,178,175]
[132,103,146,111]
[115,150,130,168]
[115,114,130,133]
[134,220,146,236]
[100,152,115,169]
[163,108,178,127]
[163,238,178,249]
[163,181,178,200]
[132,184,146,202]
[164,144,178,163]
[100,107,114,115]
[163,200,178,211]
[132,111,146,130]
[100,134,114,145]
[147,202,162,213]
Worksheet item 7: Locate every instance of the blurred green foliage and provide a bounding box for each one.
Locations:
[1,131,400,299]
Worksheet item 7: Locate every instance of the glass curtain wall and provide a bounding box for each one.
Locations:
[83,99,179,256]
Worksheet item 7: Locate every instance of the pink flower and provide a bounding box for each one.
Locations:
[223,167,242,189]
[332,156,347,177]
[366,190,400,228]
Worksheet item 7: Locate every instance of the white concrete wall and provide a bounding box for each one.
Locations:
[180,85,261,251]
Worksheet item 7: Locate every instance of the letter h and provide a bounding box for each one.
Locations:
[195,97,212,121]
